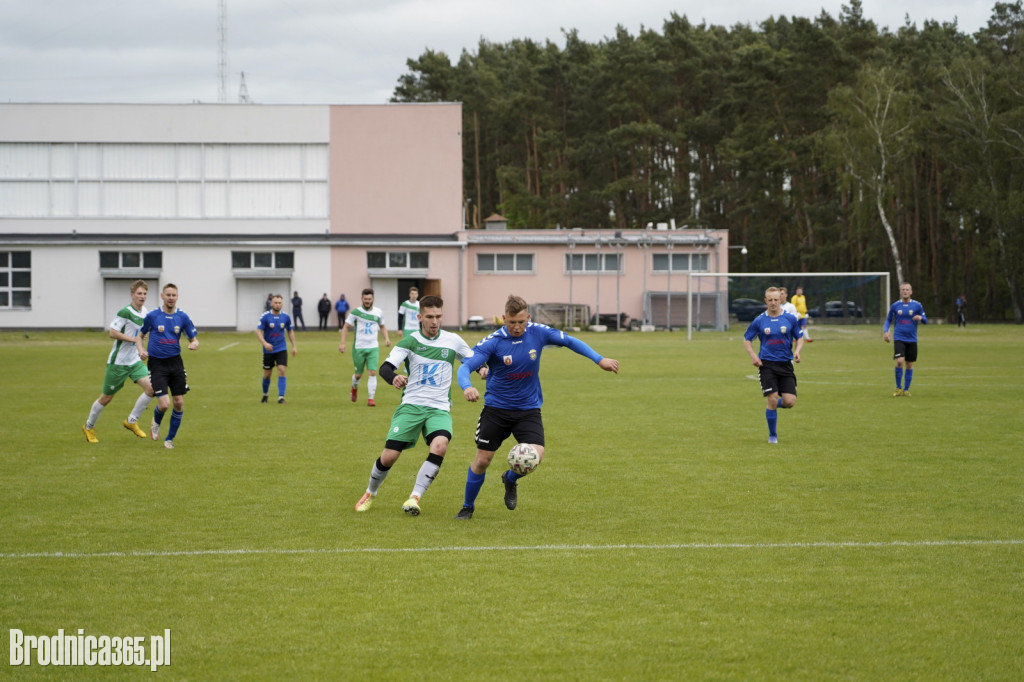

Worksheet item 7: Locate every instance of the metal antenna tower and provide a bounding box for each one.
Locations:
[217,0,227,103]
[238,71,251,103]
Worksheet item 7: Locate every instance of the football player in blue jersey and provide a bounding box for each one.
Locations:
[743,287,805,444]
[136,283,199,449]
[883,282,928,397]
[452,295,619,519]
[257,294,297,404]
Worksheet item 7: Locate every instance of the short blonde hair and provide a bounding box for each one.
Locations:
[505,295,528,316]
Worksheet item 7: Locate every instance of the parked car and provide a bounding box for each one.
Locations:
[822,300,863,318]
[732,298,767,322]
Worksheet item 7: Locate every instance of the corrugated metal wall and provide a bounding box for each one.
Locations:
[0,142,328,218]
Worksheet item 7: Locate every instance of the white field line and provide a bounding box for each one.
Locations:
[217,342,239,351]
[2,539,1021,560]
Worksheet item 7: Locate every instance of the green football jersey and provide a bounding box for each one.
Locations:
[106,304,147,366]
[383,330,473,411]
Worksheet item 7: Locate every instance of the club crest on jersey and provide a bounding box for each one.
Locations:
[269,322,276,328]
[529,349,538,361]
[764,327,771,334]
[174,325,181,334]
[780,326,787,333]
[157,325,165,332]
[441,349,449,358]
[503,355,513,365]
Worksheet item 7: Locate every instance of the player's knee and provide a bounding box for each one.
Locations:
[473,449,495,470]
[425,431,451,452]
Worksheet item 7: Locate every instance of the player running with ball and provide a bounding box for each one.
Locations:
[453,295,619,519]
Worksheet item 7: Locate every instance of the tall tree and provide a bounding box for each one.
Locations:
[824,64,917,283]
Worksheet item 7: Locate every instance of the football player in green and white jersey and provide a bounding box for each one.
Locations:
[398,286,420,336]
[353,294,485,516]
[81,279,155,443]
[338,288,391,406]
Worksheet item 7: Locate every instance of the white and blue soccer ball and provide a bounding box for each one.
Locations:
[507,443,541,475]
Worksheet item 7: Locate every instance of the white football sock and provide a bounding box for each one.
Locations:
[86,400,105,428]
[128,393,153,423]
[412,460,441,498]
[367,460,389,495]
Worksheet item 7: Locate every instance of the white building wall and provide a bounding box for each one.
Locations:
[3,243,332,330]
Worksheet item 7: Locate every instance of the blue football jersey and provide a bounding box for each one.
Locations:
[140,308,198,358]
[884,300,928,342]
[744,312,803,362]
[257,311,292,353]
[458,322,602,410]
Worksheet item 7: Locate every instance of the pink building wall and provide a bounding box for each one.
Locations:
[324,103,730,330]
[329,104,463,236]
[462,230,729,327]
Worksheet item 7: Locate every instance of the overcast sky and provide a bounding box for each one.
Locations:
[0,0,999,106]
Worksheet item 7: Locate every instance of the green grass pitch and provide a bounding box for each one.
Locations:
[2,323,1022,680]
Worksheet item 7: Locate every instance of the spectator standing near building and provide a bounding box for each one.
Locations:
[317,294,332,331]
[398,286,420,337]
[82,279,155,443]
[290,291,305,331]
[339,288,390,407]
[743,287,805,444]
[257,294,298,404]
[335,294,350,331]
[883,282,928,397]
[136,283,199,449]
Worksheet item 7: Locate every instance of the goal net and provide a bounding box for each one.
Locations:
[684,272,891,339]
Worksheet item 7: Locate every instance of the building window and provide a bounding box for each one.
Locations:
[231,251,294,269]
[99,251,163,269]
[0,251,31,308]
[476,253,534,273]
[366,251,429,270]
[652,252,709,272]
[565,252,621,273]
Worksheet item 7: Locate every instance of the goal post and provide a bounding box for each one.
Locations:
[686,272,891,340]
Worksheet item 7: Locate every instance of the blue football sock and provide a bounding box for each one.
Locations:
[262,378,270,395]
[506,469,524,483]
[903,369,913,391]
[766,409,778,438]
[153,406,166,425]
[278,376,286,397]
[895,367,903,389]
[166,410,183,440]
[463,467,486,508]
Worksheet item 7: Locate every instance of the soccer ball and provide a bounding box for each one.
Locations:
[507,443,541,475]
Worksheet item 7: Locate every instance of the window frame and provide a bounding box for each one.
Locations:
[476,252,535,274]
[0,250,32,309]
[564,252,621,273]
